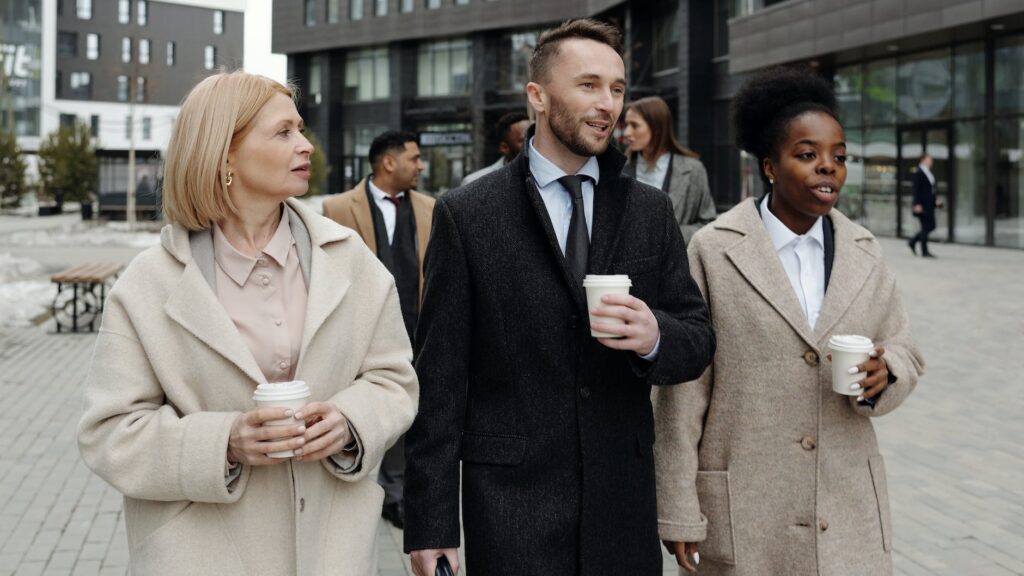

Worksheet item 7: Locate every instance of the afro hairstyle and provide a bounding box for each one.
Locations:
[732,66,839,164]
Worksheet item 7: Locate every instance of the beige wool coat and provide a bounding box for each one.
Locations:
[653,198,924,575]
[78,199,418,576]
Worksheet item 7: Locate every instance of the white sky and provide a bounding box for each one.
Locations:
[243,1,288,83]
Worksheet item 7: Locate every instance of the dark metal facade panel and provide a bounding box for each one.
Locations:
[56,1,244,106]
[272,0,627,54]
[728,0,1022,72]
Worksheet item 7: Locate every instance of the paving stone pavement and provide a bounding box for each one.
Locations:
[0,237,1021,575]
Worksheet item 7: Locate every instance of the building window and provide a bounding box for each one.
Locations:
[426,0,441,8]
[122,37,132,63]
[305,0,317,25]
[70,72,92,98]
[376,0,387,17]
[136,77,146,102]
[117,75,129,101]
[652,2,679,72]
[204,46,216,70]
[350,0,363,20]
[139,39,150,64]
[166,41,175,66]
[58,32,78,59]
[401,0,413,12]
[497,30,537,92]
[417,38,472,97]
[137,1,148,25]
[118,0,130,24]
[345,46,390,101]
[77,0,91,19]
[327,0,340,22]
[142,117,152,140]
[90,115,99,138]
[86,33,100,60]
[309,55,323,105]
[213,10,224,34]
[455,0,469,4]
[125,115,133,139]
[60,113,77,130]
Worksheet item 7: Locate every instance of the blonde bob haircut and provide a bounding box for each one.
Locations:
[162,71,296,231]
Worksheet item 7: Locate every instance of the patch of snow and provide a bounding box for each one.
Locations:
[0,253,52,328]
[0,223,161,248]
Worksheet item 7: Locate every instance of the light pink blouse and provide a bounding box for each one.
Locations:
[213,208,307,383]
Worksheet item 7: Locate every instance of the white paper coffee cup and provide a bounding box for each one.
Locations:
[828,335,874,396]
[583,274,632,338]
[252,380,311,458]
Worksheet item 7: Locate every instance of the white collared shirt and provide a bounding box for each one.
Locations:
[918,163,935,186]
[528,137,599,255]
[367,177,406,245]
[635,152,670,189]
[760,195,825,329]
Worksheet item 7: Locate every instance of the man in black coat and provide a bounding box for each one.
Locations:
[909,153,942,258]
[404,19,715,576]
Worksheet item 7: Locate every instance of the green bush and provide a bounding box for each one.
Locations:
[37,121,97,208]
[0,128,27,210]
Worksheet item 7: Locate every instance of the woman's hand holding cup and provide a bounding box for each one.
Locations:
[227,407,307,465]
[293,402,353,462]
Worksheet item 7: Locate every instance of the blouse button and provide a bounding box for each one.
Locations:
[261,276,271,287]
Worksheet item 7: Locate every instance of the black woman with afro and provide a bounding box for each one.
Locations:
[652,66,925,576]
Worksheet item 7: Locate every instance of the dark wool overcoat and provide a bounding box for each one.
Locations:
[403,139,716,575]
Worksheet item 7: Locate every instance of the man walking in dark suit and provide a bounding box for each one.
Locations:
[909,153,942,258]
[404,19,715,576]
[322,131,434,528]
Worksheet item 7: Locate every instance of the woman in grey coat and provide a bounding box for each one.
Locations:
[653,68,924,575]
[623,96,716,244]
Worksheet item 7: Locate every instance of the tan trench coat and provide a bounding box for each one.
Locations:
[654,199,924,575]
[78,199,418,576]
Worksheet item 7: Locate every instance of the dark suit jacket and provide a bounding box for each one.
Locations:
[403,140,716,575]
[322,179,435,303]
[911,169,936,218]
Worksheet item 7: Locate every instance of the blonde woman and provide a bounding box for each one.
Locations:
[623,96,716,245]
[78,72,418,575]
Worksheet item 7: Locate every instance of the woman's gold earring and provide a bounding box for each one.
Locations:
[225,171,233,186]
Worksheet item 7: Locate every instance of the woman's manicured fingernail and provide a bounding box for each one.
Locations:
[285,410,294,417]
[850,383,861,391]
[848,366,859,374]
[294,412,303,419]
[694,552,700,565]
[297,425,306,433]
[857,395,865,402]
[869,351,878,357]
[294,448,303,455]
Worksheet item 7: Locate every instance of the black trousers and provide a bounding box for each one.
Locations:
[911,214,936,255]
[378,433,404,506]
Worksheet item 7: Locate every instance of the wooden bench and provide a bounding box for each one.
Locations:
[50,263,123,333]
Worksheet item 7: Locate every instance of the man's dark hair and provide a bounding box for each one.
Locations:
[529,19,622,84]
[731,66,839,185]
[495,112,529,144]
[369,130,419,169]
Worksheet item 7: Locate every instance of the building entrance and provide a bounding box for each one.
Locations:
[898,124,952,242]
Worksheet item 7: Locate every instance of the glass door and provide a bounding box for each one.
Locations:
[898,125,952,241]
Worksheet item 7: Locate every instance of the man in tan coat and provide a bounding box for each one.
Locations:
[322,130,434,529]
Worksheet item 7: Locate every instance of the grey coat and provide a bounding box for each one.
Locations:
[625,154,716,245]
[653,199,924,576]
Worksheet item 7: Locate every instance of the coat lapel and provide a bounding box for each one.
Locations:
[164,261,267,386]
[298,243,352,361]
[721,200,819,350]
[588,164,628,277]
[350,182,377,255]
[813,212,877,342]
[521,170,586,310]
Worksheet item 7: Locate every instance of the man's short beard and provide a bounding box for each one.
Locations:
[548,93,612,158]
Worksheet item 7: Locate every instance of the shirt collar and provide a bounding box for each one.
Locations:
[760,194,824,252]
[212,207,294,287]
[528,137,601,189]
[367,177,406,202]
[918,163,934,181]
[638,152,670,174]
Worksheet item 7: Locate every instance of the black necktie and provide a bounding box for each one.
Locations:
[557,175,590,282]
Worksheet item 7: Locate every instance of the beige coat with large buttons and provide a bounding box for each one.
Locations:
[653,199,924,575]
[77,199,418,576]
